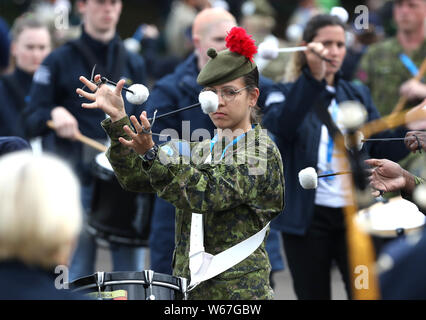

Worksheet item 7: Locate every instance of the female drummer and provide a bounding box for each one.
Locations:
[262,14,411,300]
[76,27,284,300]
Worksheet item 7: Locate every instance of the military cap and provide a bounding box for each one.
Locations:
[197,27,258,87]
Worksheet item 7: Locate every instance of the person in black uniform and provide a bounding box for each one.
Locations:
[23,0,150,281]
[0,13,52,139]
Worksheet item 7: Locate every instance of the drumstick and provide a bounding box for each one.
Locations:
[276,46,307,53]
[361,137,406,142]
[46,120,107,153]
[258,43,336,66]
[318,171,351,178]
[392,57,426,114]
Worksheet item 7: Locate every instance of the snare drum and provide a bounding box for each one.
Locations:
[356,196,425,238]
[88,153,153,247]
[69,270,188,300]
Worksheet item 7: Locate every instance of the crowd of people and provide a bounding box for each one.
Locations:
[0,0,425,300]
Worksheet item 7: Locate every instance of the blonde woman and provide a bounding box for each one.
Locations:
[0,13,51,138]
[0,151,85,299]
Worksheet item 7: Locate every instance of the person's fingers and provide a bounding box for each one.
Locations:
[371,189,380,197]
[76,88,96,101]
[81,101,99,109]
[118,136,134,148]
[79,76,98,92]
[405,131,420,139]
[364,158,381,167]
[114,79,126,96]
[410,142,419,153]
[366,168,375,176]
[130,115,143,133]
[123,125,137,138]
[139,111,151,130]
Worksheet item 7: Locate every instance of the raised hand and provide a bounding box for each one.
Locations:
[405,131,426,153]
[76,74,127,122]
[365,158,415,195]
[119,111,155,156]
[305,42,329,82]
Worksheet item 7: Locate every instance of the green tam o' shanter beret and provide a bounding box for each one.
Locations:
[197,27,258,87]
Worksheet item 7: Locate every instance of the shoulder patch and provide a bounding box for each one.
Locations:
[161,144,174,156]
[265,91,285,107]
[33,65,51,85]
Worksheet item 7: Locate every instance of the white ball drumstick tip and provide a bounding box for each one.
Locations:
[344,131,365,151]
[199,91,219,114]
[330,6,349,23]
[126,84,149,105]
[338,101,368,131]
[258,41,279,60]
[298,167,318,189]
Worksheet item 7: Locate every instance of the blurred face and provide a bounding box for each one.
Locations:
[393,0,426,33]
[311,25,346,77]
[79,0,122,34]
[205,77,259,132]
[196,20,236,67]
[12,27,51,74]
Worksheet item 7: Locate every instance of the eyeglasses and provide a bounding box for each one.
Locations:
[201,86,250,103]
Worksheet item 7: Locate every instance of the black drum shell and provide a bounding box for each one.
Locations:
[89,156,153,247]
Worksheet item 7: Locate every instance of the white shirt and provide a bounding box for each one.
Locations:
[314,87,352,208]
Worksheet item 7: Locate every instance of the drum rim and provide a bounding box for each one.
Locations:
[71,280,182,292]
[356,196,426,237]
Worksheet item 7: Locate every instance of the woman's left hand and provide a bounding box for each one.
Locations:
[119,111,155,156]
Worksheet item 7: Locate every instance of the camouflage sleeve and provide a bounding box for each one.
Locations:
[143,136,284,215]
[355,47,372,86]
[101,116,155,193]
[400,174,425,207]
[415,175,425,186]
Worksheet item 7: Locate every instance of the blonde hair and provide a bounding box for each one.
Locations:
[10,12,51,43]
[0,151,82,269]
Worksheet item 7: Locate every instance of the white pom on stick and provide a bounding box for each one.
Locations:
[338,101,368,131]
[298,167,318,189]
[199,91,219,114]
[258,41,280,60]
[126,84,149,105]
[344,131,365,151]
[330,6,349,23]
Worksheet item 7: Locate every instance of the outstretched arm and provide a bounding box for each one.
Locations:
[365,158,417,195]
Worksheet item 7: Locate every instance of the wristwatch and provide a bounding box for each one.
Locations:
[140,144,159,162]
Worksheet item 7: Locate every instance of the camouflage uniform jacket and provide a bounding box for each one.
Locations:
[101,116,285,299]
[356,37,426,116]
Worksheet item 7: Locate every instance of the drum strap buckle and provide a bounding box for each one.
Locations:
[95,272,105,300]
[144,270,156,300]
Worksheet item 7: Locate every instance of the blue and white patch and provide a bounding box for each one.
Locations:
[33,65,51,85]
[173,141,191,158]
[265,91,285,107]
[160,144,174,157]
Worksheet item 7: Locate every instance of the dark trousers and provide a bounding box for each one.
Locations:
[282,205,352,300]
